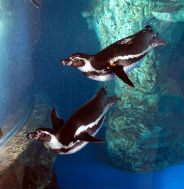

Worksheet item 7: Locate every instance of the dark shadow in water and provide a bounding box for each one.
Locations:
[32,0,100,118]
[55,142,184,189]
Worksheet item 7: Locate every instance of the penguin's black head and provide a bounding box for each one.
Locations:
[26,128,54,142]
[60,53,91,68]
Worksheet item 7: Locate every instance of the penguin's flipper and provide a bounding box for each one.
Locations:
[50,108,64,131]
[75,133,105,143]
[110,65,134,87]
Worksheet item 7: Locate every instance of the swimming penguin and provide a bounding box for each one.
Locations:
[31,0,40,8]
[26,87,119,154]
[60,25,168,87]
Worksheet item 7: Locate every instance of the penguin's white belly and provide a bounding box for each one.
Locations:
[87,58,143,81]
[88,74,115,81]
[87,56,146,82]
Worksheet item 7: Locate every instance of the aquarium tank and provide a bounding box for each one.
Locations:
[0,0,184,188]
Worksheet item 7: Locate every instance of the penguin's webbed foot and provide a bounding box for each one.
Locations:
[151,38,168,48]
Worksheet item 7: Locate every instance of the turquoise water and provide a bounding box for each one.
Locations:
[1,0,184,188]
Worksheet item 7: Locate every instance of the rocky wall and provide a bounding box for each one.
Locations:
[0,93,59,189]
[83,0,184,172]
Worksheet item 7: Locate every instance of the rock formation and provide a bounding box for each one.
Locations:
[83,0,184,172]
[0,93,59,189]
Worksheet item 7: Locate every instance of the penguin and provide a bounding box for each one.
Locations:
[60,25,168,87]
[31,0,40,8]
[26,87,119,154]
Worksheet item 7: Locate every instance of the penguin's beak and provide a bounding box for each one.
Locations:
[26,132,35,139]
[60,59,66,65]
[60,58,72,66]
[26,131,42,140]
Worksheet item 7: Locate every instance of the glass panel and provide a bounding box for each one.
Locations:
[0,1,39,148]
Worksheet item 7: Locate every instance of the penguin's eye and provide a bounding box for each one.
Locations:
[74,58,79,62]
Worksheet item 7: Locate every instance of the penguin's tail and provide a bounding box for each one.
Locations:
[106,95,120,107]
[96,86,107,100]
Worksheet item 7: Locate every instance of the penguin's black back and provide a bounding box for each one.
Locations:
[58,88,107,144]
[92,25,153,70]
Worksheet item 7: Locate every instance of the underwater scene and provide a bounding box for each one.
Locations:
[0,0,184,188]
